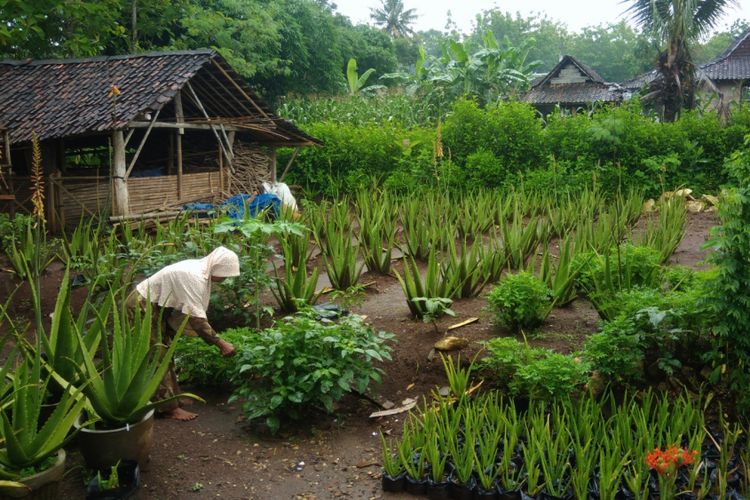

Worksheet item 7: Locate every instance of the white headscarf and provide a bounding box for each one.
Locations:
[136,246,240,319]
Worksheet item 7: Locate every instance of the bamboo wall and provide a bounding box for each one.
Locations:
[8,170,225,229]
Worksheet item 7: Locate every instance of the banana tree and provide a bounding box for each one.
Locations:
[346,58,384,95]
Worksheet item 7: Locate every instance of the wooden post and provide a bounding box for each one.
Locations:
[175,91,184,200]
[270,148,277,182]
[47,173,57,233]
[112,129,130,216]
[218,146,224,193]
[167,133,174,174]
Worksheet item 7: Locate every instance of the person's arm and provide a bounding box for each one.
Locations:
[187,316,236,357]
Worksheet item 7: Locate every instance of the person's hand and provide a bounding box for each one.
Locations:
[217,339,236,357]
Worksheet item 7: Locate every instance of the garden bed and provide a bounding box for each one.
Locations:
[31,210,720,499]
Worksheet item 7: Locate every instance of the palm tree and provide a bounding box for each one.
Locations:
[370,0,417,38]
[626,0,736,121]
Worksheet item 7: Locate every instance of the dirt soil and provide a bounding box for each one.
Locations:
[2,211,717,499]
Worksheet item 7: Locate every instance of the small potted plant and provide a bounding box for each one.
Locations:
[0,352,86,498]
[73,295,202,469]
[85,460,140,500]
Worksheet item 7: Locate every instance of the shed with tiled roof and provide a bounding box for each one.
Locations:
[0,50,319,228]
[521,55,628,113]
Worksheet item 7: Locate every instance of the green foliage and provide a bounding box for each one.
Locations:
[230,311,394,433]
[0,351,85,476]
[271,235,320,313]
[345,58,380,95]
[701,137,750,410]
[174,329,254,386]
[487,272,552,332]
[395,253,453,319]
[75,294,201,427]
[584,315,647,384]
[285,121,435,196]
[443,99,544,172]
[584,291,710,386]
[479,337,589,399]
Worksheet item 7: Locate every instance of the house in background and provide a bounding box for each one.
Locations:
[521,55,628,114]
[700,28,750,108]
[0,50,319,231]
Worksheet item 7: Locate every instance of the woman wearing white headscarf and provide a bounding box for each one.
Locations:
[128,246,240,421]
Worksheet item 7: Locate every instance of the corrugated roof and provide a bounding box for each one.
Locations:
[0,50,319,146]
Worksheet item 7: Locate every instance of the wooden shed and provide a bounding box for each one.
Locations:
[0,50,319,230]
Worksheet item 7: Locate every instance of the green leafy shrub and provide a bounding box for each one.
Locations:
[584,300,710,386]
[464,149,506,188]
[583,315,645,384]
[443,99,545,173]
[478,337,589,399]
[174,329,254,386]
[284,122,434,196]
[487,272,552,332]
[510,352,590,399]
[701,137,750,410]
[478,337,540,382]
[230,311,394,433]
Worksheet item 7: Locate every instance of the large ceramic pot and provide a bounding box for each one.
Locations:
[74,409,154,470]
[0,449,66,499]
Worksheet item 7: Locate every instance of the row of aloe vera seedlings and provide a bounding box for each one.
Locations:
[380,360,748,499]
[271,188,687,319]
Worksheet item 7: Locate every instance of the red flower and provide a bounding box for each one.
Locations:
[646,446,698,477]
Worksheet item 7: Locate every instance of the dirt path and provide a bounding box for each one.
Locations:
[35,212,718,498]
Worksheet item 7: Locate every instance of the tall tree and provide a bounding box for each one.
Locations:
[626,0,737,121]
[370,0,417,38]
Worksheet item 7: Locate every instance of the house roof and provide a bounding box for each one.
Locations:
[622,29,750,90]
[0,50,319,146]
[701,28,750,81]
[522,55,625,106]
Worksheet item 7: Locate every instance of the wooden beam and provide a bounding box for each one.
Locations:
[198,70,254,116]
[185,82,233,166]
[210,58,271,120]
[124,108,160,179]
[279,146,300,182]
[123,127,136,148]
[111,130,129,216]
[127,121,243,132]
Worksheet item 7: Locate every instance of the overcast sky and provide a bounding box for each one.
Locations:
[333,0,750,35]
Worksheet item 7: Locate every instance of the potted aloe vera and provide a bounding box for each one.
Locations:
[73,294,202,469]
[0,351,86,498]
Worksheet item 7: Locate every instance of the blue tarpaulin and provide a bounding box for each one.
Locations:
[182,193,281,219]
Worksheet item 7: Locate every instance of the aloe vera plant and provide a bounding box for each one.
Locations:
[637,197,687,263]
[395,252,453,319]
[442,239,490,299]
[379,432,405,478]
[317,224,363,291]
[473,407,502,491]
[539,238,587,307]
[0,351,86,477]
[271,236,320,313]
[75,294,202,427]
[358,207,396,275]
